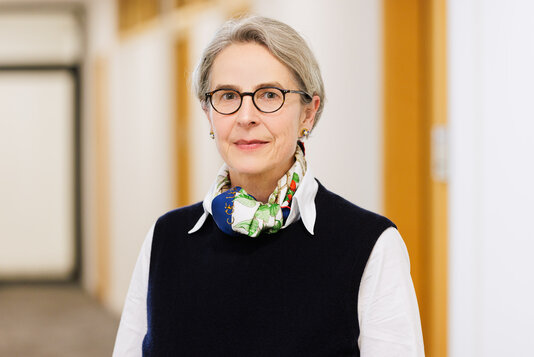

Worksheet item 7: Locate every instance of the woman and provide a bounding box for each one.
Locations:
[113,16,424,356]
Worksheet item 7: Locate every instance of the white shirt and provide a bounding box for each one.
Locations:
[113,166,425,356]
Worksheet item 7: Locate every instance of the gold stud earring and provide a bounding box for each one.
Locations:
[209,131,215,139]
[300,128,310,139]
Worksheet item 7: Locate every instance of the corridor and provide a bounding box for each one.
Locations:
[0,285,118,356]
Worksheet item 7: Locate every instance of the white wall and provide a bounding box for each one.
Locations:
[84,0,179,313]
[252,0,383,213]
[448,1,534,355]
[107,27,176,313]
[0,10,81,64]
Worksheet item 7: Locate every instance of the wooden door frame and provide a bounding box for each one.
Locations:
[383,0,448,355]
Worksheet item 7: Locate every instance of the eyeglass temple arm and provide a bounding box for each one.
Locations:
[286,89,312,100]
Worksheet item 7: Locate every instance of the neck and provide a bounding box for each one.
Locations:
[229,159,294,203]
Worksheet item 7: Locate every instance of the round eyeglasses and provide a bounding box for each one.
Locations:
[205,86,311,115]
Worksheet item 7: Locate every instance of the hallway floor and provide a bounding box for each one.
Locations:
[0,284,119,356]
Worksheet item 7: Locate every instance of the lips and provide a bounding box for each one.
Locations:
[234,139,269,150]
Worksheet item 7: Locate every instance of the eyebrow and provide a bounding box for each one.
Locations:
[212,82,285,92]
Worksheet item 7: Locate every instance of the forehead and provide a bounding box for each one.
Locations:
[210,42,295,90]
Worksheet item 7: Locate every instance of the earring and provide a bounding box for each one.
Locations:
[209,131,215,139]
[300,128,310,139]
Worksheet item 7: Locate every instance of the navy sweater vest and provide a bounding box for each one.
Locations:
[143,182,395,356]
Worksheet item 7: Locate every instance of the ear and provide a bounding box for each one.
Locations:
[202,103,213,129]
[300,95,320,129]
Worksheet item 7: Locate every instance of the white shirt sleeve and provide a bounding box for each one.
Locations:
[112,224,154,357]
[357,226,425,356]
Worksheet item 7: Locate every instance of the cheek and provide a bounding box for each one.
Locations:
[212,118,232,140]
[270,117,300,151]
[284,114,301,140]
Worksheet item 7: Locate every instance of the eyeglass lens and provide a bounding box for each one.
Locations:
[210,87,285,114]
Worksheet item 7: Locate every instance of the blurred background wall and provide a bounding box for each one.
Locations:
[448,0,534,355]
[1,0,533,356]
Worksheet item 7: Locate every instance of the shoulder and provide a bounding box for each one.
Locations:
[154,201,204,232]
[314,180,396,231]
[149,202,205,259]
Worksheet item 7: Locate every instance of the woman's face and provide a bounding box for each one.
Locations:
[205,42,319,180]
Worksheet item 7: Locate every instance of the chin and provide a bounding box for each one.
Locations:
[230,162,270,177]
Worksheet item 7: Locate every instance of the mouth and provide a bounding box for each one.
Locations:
[234,139,269,150]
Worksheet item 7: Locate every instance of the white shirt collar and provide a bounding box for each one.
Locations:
[188,164,319,235]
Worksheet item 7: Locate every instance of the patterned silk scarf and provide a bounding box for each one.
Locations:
[211,142,307,237]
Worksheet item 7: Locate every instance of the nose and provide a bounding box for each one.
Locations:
[235,94,259,126]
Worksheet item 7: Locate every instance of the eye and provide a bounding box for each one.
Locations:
[257,88,281,101]
[221,91,238,101]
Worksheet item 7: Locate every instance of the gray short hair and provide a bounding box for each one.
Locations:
[192,16,325,129]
